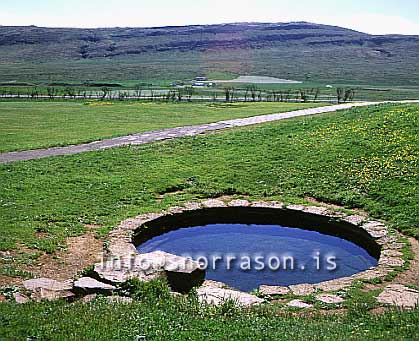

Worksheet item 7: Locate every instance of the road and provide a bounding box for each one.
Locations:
[0,101,418,164]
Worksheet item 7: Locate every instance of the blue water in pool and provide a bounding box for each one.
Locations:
[137,224,377,292]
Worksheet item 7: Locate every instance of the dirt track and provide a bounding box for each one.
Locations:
[1,101,418,164]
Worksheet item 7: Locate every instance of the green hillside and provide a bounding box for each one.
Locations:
[0,22,419,85]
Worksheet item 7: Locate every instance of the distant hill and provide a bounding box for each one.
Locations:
[0,22,418,85]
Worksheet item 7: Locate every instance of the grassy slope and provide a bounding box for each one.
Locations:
[0,104,417,253]
[0,101,321,152]
[1,45,419,86]
[0,103,418,339]
[1,23,419,85]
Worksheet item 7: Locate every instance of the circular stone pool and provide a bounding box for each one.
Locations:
[134,206,380,292]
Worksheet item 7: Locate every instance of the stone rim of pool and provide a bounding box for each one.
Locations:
[101,199,407,299]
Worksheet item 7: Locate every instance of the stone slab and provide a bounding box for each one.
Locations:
[377,285,419,309]
[197,287,264,307]
[316,294,344,304]
[287,299,313,308]
[259,285,290,296]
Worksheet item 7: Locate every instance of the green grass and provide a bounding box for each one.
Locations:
[0,103,419,339]
[0,103,417,252]
[0,280,418,340]
[0,297,418,340]
[0,265,33,279]
[0,101,323,152]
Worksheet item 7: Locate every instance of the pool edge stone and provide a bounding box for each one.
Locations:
[97,199,409,307]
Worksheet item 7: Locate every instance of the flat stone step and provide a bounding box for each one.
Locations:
[74,277,116,294]
[197,286,264,307]
[377,284,419,309]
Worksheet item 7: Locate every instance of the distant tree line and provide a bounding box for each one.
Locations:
[0,86,356,103]
[336,88,356,103]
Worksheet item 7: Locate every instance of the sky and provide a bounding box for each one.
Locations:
[1,0,419,35]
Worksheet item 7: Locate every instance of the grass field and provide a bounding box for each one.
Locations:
[0,296,418,339]
[0,103,418,338]
[0,101,323,152]
[0,103,417,251]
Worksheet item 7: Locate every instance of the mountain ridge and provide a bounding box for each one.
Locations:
[0,22,418,85]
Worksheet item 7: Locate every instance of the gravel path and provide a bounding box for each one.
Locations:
[1,101,417,164]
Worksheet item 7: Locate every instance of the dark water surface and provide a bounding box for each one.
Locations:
[138,224,377,292]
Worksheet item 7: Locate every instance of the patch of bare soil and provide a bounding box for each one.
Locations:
[312,308,348,316]
[26,231,103,281]
[370,306,391,315]
[83,224,102,230]
[0,275,21,287]
[395,238,419,287]
[156,190,185,202]
[304,197,369,215]
[361,238,419,297]
[34,232,49,239]
[0,231,103,287]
